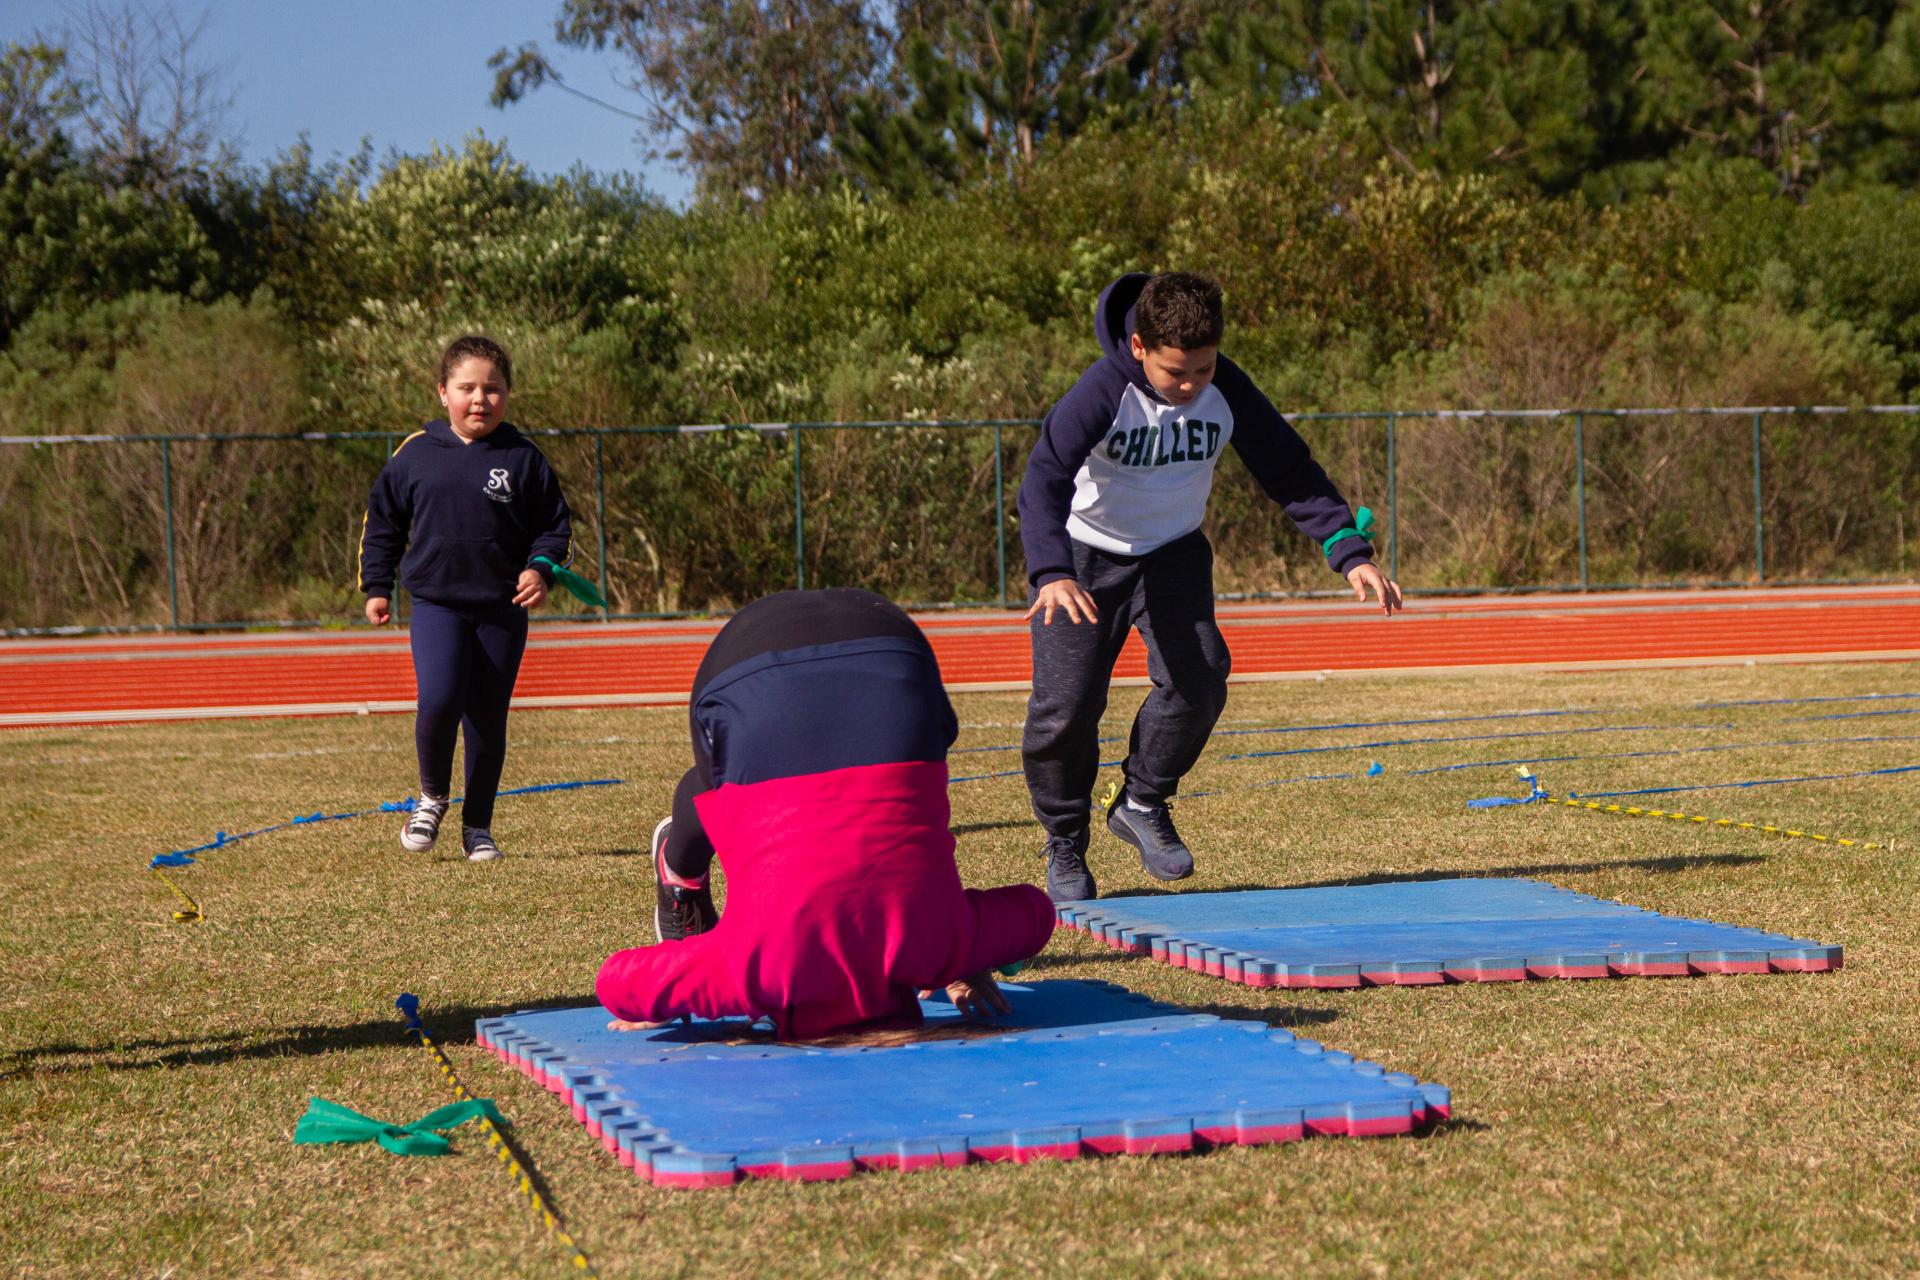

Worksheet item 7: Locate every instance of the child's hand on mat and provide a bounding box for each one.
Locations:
[607,1017,668,1032]
[1345,563,1403,616]
[365,596,391,625]
[1026,578,1098,626]
[513,569,549,609]
[944,971,1011,1021]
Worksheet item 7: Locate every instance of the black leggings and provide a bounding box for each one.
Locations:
[661,588,940,880]
[409,597,528,828]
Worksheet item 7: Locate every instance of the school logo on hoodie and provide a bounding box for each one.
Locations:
[483,468,514,504]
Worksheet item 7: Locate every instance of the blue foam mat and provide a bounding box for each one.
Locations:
[477,980,1449,1188]
[1056,877,1843,986]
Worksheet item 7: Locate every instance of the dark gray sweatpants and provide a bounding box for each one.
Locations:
[1022,530,1231,836]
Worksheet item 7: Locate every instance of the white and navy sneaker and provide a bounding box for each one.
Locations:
[462,826,504,862]
[400,794,449,852]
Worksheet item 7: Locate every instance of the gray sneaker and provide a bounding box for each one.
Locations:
[1106,795,1194,881]
[462,826,504,862]
[1043,828,1096,903]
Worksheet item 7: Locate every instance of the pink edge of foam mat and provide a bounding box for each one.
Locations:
[610,1107,1450,1189]
[650,1168,737,1189]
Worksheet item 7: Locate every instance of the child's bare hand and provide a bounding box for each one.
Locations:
[1025,579,1098,626]
[365,596,391,625]
[1345,563,1403,616]
[944,971,1011,1021]
[607,1017,667,1032]
[513,569,549,609]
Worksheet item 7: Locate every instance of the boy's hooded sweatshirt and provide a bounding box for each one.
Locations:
[359,419,573,608]
[1017,273,1373,587]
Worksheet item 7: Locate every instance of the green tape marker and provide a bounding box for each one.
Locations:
[532,556,608,608]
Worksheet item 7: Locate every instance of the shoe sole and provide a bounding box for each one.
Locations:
[399,828,438,852]
[649,816,674,944]
[465,848,503,862]
[1106,813,1195,882]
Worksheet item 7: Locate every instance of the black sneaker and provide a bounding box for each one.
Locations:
[462,826,504,862]
[652,818,717,943]
[1042,828,1096,903]
[400,794,449,851]
[1106,794,1195,881]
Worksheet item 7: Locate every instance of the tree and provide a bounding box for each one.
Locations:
[0,42,84,149]
[53,1,237,194]
[1630,1,1901,194]
[838,0,1160,196]
[491,1,885,198]
[1184,1,1637,194]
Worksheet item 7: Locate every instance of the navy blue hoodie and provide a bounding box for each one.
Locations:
[1017,273,1373,587]
[358,419,574,608]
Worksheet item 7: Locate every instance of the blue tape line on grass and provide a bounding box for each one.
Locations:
[1570,763,1920,800]
[496,779,623,798]
[1223,722,1732,763]
[948,708,1602,761]
[1697,692,1920,709]
[1406,732,1920,778]
[144,779,625,869]
[1212,707,1600,738]
[1782,707,1920,723]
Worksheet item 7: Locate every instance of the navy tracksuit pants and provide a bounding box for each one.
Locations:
[1022,529,1231,837]
[409,598,528,829]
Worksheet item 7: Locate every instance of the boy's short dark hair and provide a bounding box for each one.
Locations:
[1134,272,1224,351]
[438,334,513,388]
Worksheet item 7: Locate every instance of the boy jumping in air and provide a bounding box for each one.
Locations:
[1018,272,1401,902]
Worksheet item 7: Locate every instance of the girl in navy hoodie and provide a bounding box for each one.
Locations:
[359,335,574,861]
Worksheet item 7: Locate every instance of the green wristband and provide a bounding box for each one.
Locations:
[1321,506,1378,557]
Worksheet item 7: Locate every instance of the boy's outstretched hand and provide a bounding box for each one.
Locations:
[1346,563,1403,616]
[1026,578,1098,625]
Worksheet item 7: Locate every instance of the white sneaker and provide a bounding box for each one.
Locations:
[462,826,503,862]
[400,794,449,851]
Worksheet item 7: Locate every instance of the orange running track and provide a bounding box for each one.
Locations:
[4,586,1917,729]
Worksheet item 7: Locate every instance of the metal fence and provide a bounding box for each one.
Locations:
[2,403,1916,634]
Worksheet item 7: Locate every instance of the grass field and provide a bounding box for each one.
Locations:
[5,661,1919,1278]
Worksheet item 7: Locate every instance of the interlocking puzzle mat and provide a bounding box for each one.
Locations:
[1056,877,1842,988]
[476,980,1450,1188]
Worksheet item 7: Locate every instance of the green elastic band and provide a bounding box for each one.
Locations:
[996,960,1029,979]
[532,556,608,608]
[1321,506,1378,557]
[293,1096,506,1157]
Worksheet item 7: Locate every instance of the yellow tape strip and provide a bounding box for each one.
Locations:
[1544,796,1883,850]
[399,1008,599,1277]
[149,868,201,923]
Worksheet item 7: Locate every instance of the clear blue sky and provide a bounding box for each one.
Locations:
[3,0,693,203]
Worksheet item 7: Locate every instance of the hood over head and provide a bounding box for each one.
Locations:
[1094,273,1158,398]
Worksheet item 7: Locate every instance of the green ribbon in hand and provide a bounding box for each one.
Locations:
[1321,506,1378,557]
[293,1096,506,1157]
[532,556,608,608]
